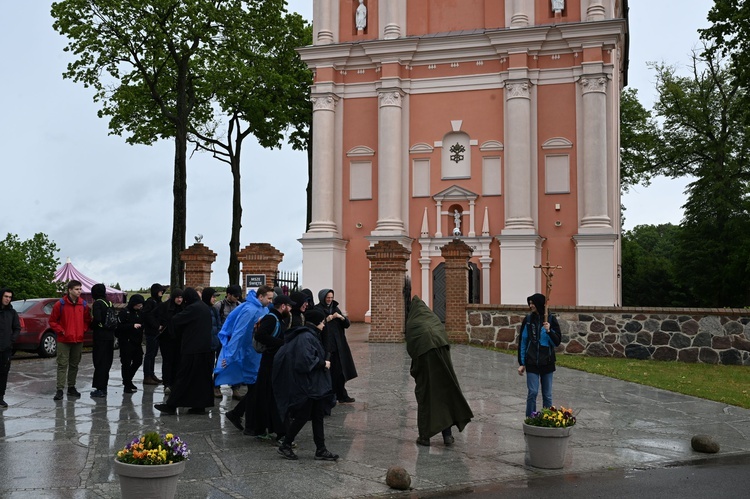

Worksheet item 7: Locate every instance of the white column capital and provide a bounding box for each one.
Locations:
[378,89,404,108]
[579,76,608,95]
[312,94,339,112]
[505,80,531,100]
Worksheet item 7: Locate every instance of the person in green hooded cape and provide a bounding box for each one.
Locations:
[405,296,473,446]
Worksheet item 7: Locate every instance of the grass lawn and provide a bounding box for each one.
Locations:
[490,348,750,409]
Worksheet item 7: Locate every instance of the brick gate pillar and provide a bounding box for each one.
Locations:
[236,243,284,296]
[366,240,410,342]
[441,239,473,342]
[180,243,218,289]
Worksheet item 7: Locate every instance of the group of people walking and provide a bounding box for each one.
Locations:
[3,279,358,460]
[215,285,357,460]
[0,278,561,461]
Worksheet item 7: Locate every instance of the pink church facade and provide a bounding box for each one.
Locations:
[299,0,627,322]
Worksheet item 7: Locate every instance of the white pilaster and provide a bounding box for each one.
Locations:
[510,0,530,28]
[419,256,432,307]
[308,94,339,233]
[314,0,334,45]
[299,236,348,311]
[381,0,402,39]
[586,0,606,21]
[497,233,543,304]
[480,256,492,304]
[579,74,610,227]
[468,199,476,237]
[435,201,443,237]
[504,79,534,229]
[374,89,405,235]
[573,233,618,305]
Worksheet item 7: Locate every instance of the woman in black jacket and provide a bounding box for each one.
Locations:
[273,308,338,461]
[90,283,115,398]
[154,287,215,415]
[117,294,145,394]
[155,289,183,392]
[517,293,562,417]
[315,289,357,403]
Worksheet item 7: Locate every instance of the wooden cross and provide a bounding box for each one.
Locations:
[534,249,562,323]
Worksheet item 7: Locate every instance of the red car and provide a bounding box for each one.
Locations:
[11,298,95,357]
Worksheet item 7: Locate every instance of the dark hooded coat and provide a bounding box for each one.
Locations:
[166,288,215,409]
[315,288,357,381]
[405,296,473,439]
[155,288,183,388]
[272,322,335,421]
[0,288,21,352]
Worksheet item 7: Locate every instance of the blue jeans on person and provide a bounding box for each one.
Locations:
[525,371,553,417]
[143,334,159,378]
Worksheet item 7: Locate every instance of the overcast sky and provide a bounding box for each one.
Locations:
[0,1,713,291]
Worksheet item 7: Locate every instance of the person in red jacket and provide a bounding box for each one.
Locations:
[49,280,91,401]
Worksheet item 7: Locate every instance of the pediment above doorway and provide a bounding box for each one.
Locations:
[432,184,478,201]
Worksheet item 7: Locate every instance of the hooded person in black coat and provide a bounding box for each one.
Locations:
[154,287,215,415]
[517,293,562,417]
[90,283,115,397]
[272,308,339,461]
[0,287,21,408]
[155,288,183,391]
[315,289,357,403]
[117,294,145,394]
[142,283,166,385]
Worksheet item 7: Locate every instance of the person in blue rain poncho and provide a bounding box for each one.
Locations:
[215,285,275,433]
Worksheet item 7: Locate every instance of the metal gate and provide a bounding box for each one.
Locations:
[275,270,299,294]
[432,262,481,323]
[468,262,480,304]
[432,263,446,322]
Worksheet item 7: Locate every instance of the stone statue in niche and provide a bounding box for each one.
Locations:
[551,0,564,14]
[356,0,367,30]
[453,209,462,236]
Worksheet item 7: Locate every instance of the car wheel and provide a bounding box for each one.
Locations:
[39,332,57,357]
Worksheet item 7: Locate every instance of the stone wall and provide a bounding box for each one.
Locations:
[466,304,750,366]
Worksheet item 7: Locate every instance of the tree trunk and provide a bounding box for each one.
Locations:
[171,128,187,289]
[228,149,242,286]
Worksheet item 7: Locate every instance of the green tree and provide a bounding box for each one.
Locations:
[621,224,690,307]
[701,0,750,95]
[51,1,292,289]
[620,87,662,192]
[0,233,60,299]
[189,7,312,285]
[650,50,750,306]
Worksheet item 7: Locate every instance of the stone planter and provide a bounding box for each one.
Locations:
[113,459,186,499]
[522,423,573,469]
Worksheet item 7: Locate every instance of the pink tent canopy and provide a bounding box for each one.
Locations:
[54,258,127,304]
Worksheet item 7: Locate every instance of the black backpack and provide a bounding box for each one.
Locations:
[97,299,120,330]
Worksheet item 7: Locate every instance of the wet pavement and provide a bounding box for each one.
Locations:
[1,323,749,498]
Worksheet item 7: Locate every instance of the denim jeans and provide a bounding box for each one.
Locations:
[525,371,553,417]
